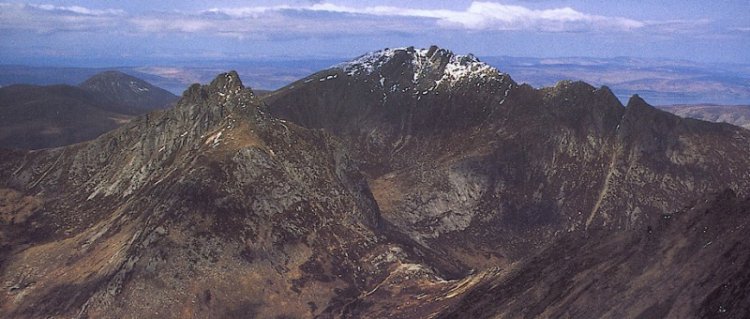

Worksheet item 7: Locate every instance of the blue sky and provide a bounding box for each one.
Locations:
[0,0,748,65]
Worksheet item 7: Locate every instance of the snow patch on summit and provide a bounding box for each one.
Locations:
[338,48,398,76]
[336,47,503,86]
[442,58,494,85]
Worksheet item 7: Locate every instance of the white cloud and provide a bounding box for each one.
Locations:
[203,5,292,17]
[0,3,124,33]
[0,1,700,38]
[29,4,124,16]
[458,2,645,31]
[131,17,216,33]
[203,1,645,32]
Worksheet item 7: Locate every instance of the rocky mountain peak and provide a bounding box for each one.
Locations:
[335,45,507,87]
[542,81,624,118]
[620,93,669,127]
[184,70,245,97]
[179,71,259,120]
[208,70,245,95]
[626,94,649,110]
[268,46,519,174]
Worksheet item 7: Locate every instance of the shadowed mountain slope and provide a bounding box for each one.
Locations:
[0,84,131,150]
[433,189,750,319]
[341,189,750,318]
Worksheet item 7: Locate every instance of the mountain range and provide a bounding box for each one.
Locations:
[2,54,748,106]
[482,56,750,106]
[1,46,749,318]
[0,71,177,149]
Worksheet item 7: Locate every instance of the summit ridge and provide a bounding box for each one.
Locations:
[336,45,503,86]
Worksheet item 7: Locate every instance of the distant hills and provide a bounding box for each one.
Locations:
[2,55,748,105]
[80,71,177,114]
[0,60,341,95]
[658,104,750,129]
[0,71,177,149]
[481,56,750,106]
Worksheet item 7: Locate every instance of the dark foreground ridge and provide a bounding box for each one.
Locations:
[2,46,750,318]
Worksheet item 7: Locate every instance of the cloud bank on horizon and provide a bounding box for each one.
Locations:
[0,1,748,65]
